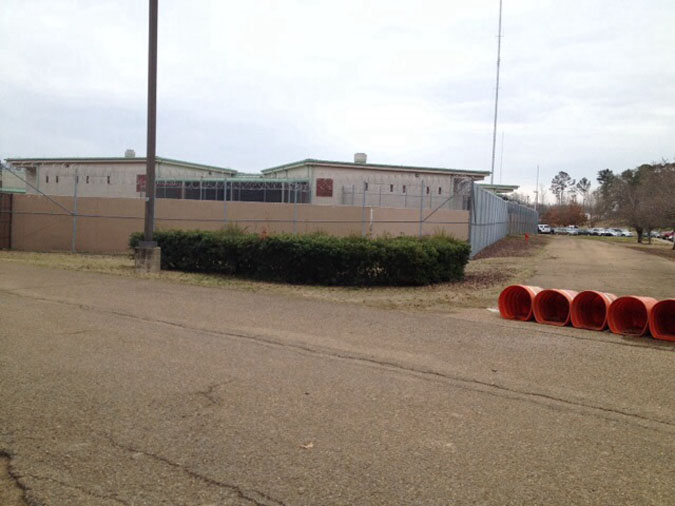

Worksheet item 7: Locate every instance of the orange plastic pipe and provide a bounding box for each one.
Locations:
[607,296,658,337]
[498,285,542,321]
[533,289,578,326]
[570,290,617,331]
[649,299,675,342]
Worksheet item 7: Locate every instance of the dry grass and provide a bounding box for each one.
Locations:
[578,235,675,261]
[0,236,549,312]
[625,243,675,261]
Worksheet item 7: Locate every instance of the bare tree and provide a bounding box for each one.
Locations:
[550,171,575,205]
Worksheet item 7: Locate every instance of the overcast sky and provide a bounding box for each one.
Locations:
[2,0,674,199]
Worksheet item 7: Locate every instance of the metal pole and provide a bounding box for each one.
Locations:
[71,168,78,253]
[534,164,540,211]
[490,0,503,185]
[144,0,158,243]
[419,180,425,237]
[223,177,228,224]
[361,181,367,237]
[293,183,298,235]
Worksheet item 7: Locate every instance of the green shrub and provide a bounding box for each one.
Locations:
[129,230,470,286]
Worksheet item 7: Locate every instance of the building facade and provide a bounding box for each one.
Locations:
[5,157,235,198]
[261,157,489,210]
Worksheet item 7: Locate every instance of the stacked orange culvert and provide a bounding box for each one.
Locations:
[498,285,674,341]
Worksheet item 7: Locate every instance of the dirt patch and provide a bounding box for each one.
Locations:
[625,244,675,261]
[473,234,551,259]
[0,454,28,506]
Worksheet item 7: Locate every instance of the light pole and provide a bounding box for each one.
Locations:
[144,0,158,243]
[135,0,161,272]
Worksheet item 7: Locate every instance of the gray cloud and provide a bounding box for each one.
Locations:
[2,0,674,197]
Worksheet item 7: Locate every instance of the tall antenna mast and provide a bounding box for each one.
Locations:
[534,164,540,211]
[499,131,505,184]
[490,0,503,185]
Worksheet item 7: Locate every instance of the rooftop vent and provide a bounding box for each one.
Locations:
[354,152,367,164]
[124,149,136,158]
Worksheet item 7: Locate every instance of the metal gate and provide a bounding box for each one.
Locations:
[0,193,12,249]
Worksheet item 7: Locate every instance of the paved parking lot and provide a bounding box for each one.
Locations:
[1,238,674,505]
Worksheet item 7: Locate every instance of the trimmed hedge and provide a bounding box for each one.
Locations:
[130,230,470,286]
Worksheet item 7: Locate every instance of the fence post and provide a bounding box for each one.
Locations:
[71,168,78,253]
[293,183,298,235]
[223,176,228,225]
[361,181,367,237]
[419,179,425,237]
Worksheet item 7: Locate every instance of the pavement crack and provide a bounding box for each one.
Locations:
[105,435,286,506]
[5,288,675,434]
[22,473,131,505]
[0,450,30,506]
[193,382,230,406]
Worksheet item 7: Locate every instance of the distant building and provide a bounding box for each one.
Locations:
[5,156,235,198]
[261,155,489,209]
[5,153,492,210]
[478,183,519,195]
[0,164,26,193]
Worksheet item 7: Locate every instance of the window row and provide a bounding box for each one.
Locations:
[363,182,445,195]
[46,175,111,184]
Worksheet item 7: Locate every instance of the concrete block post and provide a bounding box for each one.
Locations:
[135,241,161,273]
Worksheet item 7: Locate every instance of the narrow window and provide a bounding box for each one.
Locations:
[107,176,111,184]
[426,186,430,194]
[390,184,394,192]
[56,176,59,184]
[86,176,90,184]
[402,185,406,193]
[364,182,369,191]
[76,176,79,184]
[46,175,49,183]
[438,187,442,195]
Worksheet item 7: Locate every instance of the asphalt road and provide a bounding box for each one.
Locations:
[1,238,674,505]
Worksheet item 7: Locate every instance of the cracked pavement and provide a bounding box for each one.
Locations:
[1,239,675,505]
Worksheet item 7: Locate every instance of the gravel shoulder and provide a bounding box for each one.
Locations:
[526,236,675,298]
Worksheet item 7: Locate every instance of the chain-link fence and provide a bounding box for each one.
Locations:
[340,180,471,211]
[2,161,536,257]
[155,179,311,203]
[469,183,538,256]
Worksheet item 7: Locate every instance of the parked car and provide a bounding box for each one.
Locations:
[553,227,568,235]
[619,229,634,237]
[589,227,605,236]
[604,229,621,237]
[577,228,591,235]
[566,227,579,236]
[537,224,552,234]
[663,231,674,241]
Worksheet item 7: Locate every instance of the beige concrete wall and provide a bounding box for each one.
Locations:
[22,161,232,199]
[11,195,469,254]
[267,164,472,209]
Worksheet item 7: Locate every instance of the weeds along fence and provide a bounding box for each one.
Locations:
[469,184,538,257]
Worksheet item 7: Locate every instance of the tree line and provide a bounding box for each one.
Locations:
[595,161,675,244]
[538,161,675,247]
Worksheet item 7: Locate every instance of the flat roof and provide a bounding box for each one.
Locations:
[5,156,235,174]
[157,177,309,183]
[261,158,490,178]
[479,183,519,194]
